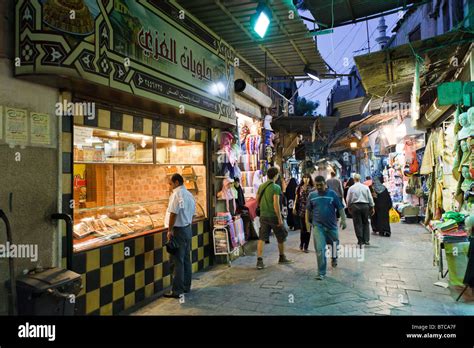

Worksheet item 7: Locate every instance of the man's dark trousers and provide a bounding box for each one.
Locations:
[351,203,371,244]
[171,225,192,295]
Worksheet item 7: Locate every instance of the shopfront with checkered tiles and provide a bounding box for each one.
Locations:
[62,104,214,315]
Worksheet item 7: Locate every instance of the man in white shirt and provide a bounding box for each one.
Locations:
[346,174,375,246]
[164,174,196,298]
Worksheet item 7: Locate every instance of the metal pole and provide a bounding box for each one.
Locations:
[366,19,370,54]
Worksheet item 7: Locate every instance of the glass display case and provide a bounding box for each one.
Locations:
[73,126,207,252]
[74,126,154,164]
[73,200,206,252]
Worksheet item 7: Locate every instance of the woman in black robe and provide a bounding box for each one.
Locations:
[371,176,392,237]
[344,178,355,218]
[285,178,298,230]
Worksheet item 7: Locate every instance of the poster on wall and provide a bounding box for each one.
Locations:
[5,107,28,145]
[0,106,3,141]
[30,113,51,145]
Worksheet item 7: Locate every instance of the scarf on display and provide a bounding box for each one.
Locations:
[219,178,236,214]
[373,177,387,194]
[245,135,260,171]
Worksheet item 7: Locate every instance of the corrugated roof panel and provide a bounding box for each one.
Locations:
[176,0,328,78]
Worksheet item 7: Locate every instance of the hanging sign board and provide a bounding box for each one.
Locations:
[15,0,236,125]
[437,82,463,105]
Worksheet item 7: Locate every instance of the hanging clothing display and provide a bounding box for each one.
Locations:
[421,105,473,228]
[236,114,262,199]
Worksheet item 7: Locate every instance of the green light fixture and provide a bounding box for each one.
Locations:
[253,2,271,38]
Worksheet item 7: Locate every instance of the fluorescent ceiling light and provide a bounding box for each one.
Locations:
[253,3,271,38]
[361,97,372,114]
[304,66,321,82]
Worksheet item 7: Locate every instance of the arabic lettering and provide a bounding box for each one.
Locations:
[137,28,216,83]
[180,46,212,81]
[138,28,177,65]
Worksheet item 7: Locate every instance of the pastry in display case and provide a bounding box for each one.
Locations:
[73,203,155,250]
[166,166,179,176]
[194,202,205,219]
[141,201,168,228]
[73,221,94,239]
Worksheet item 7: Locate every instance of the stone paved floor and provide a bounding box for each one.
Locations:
[134,221,474,316]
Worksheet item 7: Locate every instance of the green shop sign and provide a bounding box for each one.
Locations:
[15,0,236,124]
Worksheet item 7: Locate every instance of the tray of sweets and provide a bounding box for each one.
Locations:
[110,223,134,235]
[118,216,153,233]
[165,166,178,175]
[81,217,108,233]
[182,166,195,176]
[73,222,94,239]
[95,228,122,239]
[98,215,120,227]
[149,213,164,228]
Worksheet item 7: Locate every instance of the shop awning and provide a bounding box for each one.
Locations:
[354,31,474,98]
[273,116,338,136]
[332,97,365,118]
[272,117,317,136]
[348,111,404,129]
[328,111,401,152]
[176,0,329,78]
[304,0,424,29]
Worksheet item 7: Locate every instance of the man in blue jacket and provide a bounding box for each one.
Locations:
[306,175,347,280]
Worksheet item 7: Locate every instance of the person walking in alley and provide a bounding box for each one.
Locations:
[346,174,375,246]
[327,171,344,201]
[344,177,355,218]
[370,175,393,237]
[293,174,314,252]
[326,171,345,217]
[305,176,347,280]
[256,167,293,269]
[285,178,298,230]
[163,174,196,298]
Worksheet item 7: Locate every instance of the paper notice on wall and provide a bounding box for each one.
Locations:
[0,106,3,140]
[5,107,28,144]
[74,126,93,146]
[30,113,51,145]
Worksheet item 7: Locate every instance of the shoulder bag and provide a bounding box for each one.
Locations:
[256,182,272,217]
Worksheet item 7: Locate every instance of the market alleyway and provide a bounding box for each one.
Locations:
[134,222,474,316]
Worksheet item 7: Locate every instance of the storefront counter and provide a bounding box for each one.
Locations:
[65,109,212,315]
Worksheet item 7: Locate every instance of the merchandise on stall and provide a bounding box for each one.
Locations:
[217,177,237,214]
[423,107,473,289]
[421,115,465,224]
[236,114,262,199]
